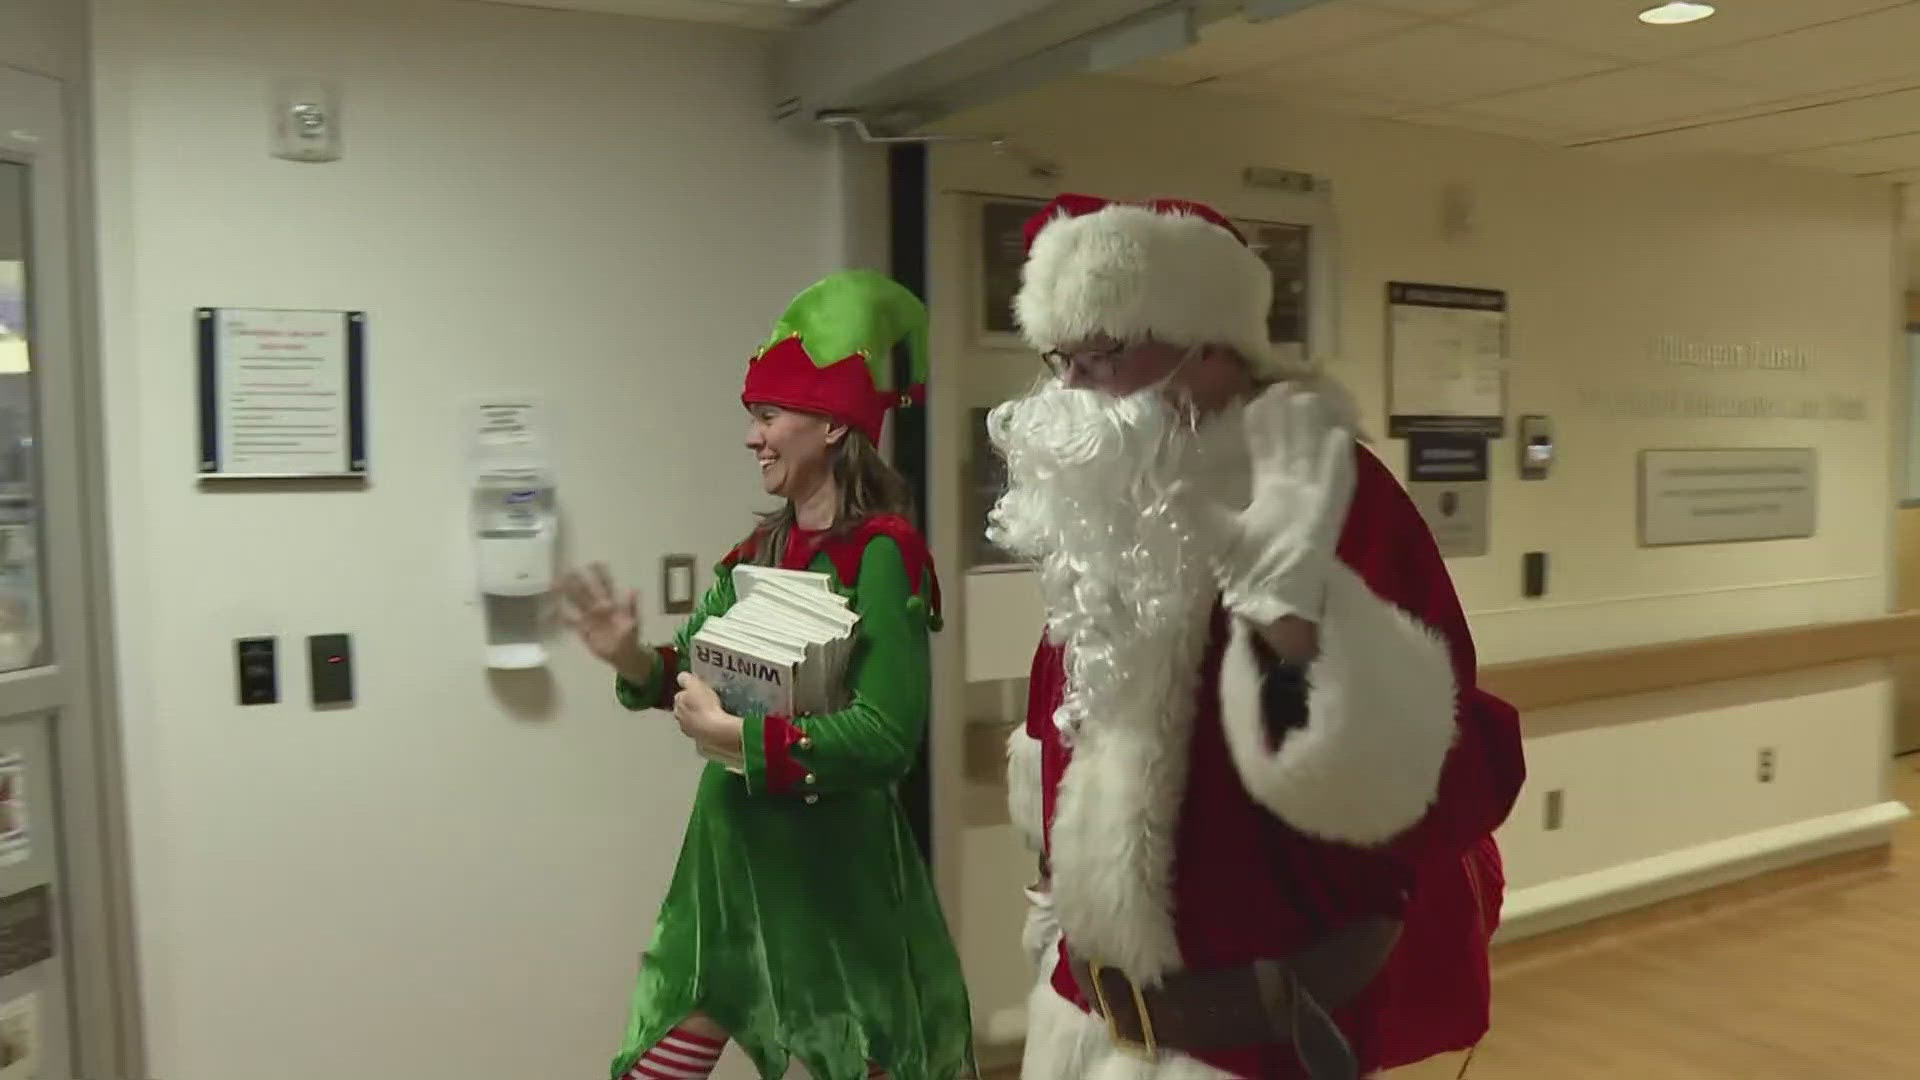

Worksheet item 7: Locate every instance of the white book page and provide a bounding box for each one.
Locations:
[721,605,832,709]
[757,574,851,608]
[734,564,833,603]
[726,597,831,644]
[731,596,844,644]
[706,622,805,666]
[757,583,858,631]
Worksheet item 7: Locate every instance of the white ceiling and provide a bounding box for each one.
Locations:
[1115,0,1920,275]
[1117,0,1920,181]
[461,0,1920,271]
[459,0,841,31]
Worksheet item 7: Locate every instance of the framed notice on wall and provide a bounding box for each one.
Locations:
[196,307,367,480]
[1235,217,1315,368]
[1638,448,1817,547]
[973,195,1048,350]
[1386,282,1506,438]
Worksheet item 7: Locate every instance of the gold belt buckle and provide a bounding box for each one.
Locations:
[1088,961,1158,1061]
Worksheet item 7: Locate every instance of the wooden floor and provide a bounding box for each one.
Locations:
[1393,755,1920,1080]
[990,758,1920,1078]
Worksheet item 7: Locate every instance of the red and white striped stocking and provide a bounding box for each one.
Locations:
[623,1026,725,1080]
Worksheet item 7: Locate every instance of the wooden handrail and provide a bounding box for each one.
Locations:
[961,612,1920,813]
[1480,611,1920,711]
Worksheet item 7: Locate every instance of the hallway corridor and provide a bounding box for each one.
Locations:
[1395,756,1920,1078]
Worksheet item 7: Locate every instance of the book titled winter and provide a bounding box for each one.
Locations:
[689,565,860,773]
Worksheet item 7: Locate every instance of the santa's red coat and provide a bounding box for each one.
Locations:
[1009,444,1526,1078]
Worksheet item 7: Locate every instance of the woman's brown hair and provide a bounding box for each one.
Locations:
[747,429,915,566]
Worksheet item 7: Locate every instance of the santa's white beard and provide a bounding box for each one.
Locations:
[988,378,1249,978]
[987,380,1246,745]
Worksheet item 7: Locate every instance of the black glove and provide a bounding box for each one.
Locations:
[1248,628,1310,750]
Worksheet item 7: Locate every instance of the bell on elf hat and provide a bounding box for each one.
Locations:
[1015,193,1309,382]
[742,269,929,446]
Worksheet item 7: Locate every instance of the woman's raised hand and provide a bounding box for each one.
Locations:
[560,562,648,678]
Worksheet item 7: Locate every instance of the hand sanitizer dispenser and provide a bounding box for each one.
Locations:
[474,476,556,597]
[469,401,556,669]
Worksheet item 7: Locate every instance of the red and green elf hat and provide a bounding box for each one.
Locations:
[741,269,930,446]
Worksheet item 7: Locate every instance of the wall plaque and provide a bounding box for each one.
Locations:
[1639,448,1816,547]
[1406,432,1490,558]
[1387,282,1506,437]
[196,307,368,480]
[0,885,51,981]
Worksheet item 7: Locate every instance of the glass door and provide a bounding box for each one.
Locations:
[0,63,139,1080]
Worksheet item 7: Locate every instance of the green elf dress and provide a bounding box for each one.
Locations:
[606,272,976,1080]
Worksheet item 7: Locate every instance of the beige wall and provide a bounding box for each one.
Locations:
[0,0,82,80]
[931,76,1906,1042]
[944,77,1899,661]
[91,2,835,1078]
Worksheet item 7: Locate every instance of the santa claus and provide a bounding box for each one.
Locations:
[992,194,1526,1080]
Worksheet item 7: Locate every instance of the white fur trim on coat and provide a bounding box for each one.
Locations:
[1008,724,1046,853]
[1023,886,1062,974]
[1044,600,1212,984]
[1017,202,1301,379]
[1217,563,1458,846]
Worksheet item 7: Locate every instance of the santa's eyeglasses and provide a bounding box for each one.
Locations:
[1039,343,1126,380]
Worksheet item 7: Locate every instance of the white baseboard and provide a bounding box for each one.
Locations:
[1494,800,1912,943]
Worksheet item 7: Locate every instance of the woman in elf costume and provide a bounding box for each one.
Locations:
[561,271,976,1080]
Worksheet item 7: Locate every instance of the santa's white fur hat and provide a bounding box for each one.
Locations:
[1015,194,1307,380]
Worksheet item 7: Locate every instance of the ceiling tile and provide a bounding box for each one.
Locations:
[1362,0,1513,15]
[1222,22,1617,106]
[1297,90,1438,118]
[1119,6,1418,86]
[1462,0,1906,64]
[1460,65,1781,136]
[1578,84,1920,156]
[1775,131,1920,174]
[459,0,832,29]
[1674,4,1920,95]
[1394,106,1588,141]
[1195,78,1428,119]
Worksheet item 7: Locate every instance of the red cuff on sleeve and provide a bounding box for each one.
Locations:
[760,714,811,795]
[652,646,679,710]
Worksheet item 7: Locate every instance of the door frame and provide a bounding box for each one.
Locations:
[0,61,143,1078]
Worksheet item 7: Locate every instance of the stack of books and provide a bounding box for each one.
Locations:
[689,565,860,772]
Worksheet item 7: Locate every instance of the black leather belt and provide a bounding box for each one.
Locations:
[1067,916,1401,1080]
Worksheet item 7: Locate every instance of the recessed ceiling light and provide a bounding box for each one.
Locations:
[1638,1,1716,25]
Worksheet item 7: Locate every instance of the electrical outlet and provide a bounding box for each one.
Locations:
[1544,789,1565,831]
[1758,747,1776,783]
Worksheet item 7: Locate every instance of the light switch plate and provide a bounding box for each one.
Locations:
[236,637,277,706]
[662,554,696,615]
[1523,551,1548,598]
